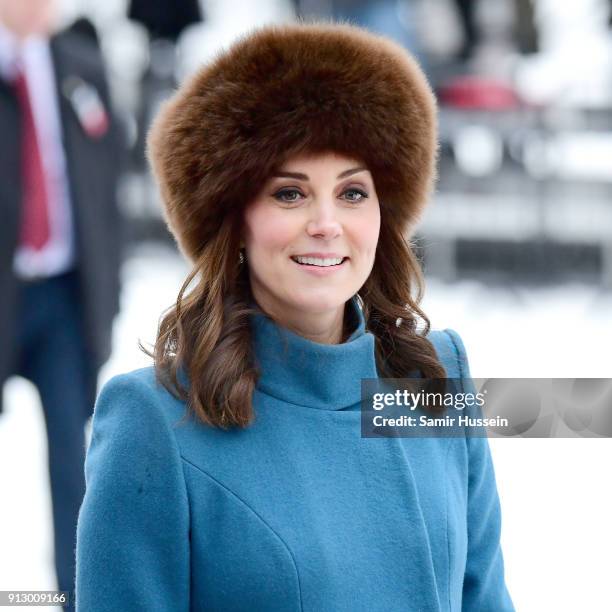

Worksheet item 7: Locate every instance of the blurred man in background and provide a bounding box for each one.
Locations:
[293,0,423,59]
[0,0,124,608]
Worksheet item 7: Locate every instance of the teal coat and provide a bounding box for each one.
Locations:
[75,296,513,611]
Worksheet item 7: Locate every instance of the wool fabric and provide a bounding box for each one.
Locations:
[75,296,514,611]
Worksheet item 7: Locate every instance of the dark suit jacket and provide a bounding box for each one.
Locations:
[0,25,125,416]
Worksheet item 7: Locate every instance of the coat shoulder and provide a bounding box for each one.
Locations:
[95,366,188,431]
[425,328,472,379]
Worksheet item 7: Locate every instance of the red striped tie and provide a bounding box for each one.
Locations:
[13,68,51,250]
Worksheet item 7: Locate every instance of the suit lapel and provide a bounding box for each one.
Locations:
[49,34,75,141]
[0,66,21,239]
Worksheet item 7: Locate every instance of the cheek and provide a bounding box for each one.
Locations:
[350,206,381,257]
[244,205,297,259]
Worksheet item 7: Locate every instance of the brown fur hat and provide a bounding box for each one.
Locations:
[147,21,438,263]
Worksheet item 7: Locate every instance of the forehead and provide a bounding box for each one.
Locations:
[276,149,366,171]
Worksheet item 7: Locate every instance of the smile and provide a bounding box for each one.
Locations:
[290,256,348,267]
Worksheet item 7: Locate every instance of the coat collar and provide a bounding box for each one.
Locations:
[250,295,379,411]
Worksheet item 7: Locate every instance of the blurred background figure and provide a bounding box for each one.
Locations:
[127,0,203,172]
[452,0,479,61]
[294,0,423,60]
[451,0,537,62]
[0,0,125,608]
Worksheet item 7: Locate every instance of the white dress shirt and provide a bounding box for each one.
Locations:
[0,21,75,279]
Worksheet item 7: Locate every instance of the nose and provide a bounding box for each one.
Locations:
[306,199,342,240]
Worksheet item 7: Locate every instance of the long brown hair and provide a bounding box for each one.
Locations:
[140,201,447,429]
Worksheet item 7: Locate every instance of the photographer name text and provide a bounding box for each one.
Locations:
[372,414,509,428]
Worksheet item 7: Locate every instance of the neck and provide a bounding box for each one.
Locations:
[249,293,349,345]
[0,15,51,42]
[0,21,43,45]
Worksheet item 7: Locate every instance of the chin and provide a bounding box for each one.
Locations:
[286,290,352,314]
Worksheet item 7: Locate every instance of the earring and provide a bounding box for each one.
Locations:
[239,248,245,264]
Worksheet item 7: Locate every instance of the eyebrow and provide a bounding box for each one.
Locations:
[271,167,367,180]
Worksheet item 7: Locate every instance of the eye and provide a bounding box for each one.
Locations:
[342,188,368,203]
[273,188,303,203]
[272,186,369,205]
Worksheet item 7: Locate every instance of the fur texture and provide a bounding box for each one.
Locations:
[147,21,438,263]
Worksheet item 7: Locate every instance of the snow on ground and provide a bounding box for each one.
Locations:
[0,242,610,611]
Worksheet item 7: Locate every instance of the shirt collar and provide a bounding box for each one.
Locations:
[0,21,20,80]
[0,22,49,81]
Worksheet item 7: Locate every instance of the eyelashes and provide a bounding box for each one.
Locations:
[272,187,369,204]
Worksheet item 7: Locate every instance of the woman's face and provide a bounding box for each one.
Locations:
[242,150,381,318]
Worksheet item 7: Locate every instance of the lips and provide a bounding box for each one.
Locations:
[291,255,348,267]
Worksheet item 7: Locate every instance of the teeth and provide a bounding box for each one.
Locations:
[293,256,344,267]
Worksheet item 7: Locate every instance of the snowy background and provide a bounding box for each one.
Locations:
[1,242,611,611]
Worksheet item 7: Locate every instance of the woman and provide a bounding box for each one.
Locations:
[75,21,514,611]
